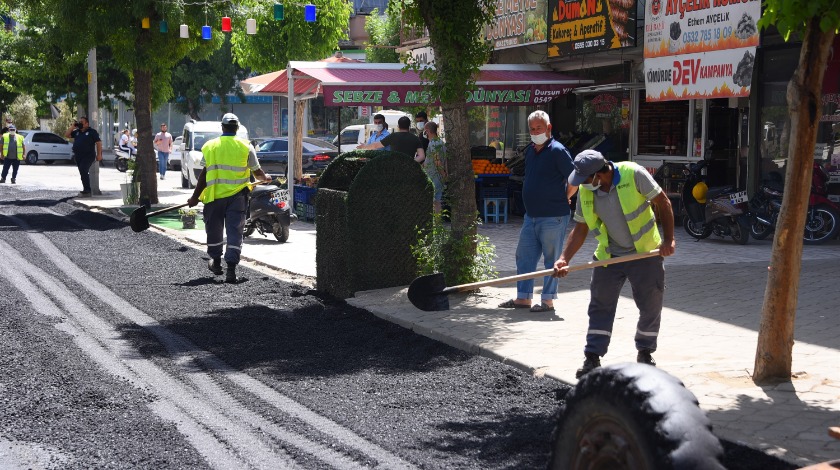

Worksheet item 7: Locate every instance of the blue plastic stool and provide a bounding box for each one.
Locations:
[483,197,508,224]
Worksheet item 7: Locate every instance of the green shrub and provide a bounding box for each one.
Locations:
[412,211,498,286]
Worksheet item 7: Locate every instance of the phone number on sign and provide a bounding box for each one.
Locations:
[573,38,606,50]
[682,26,733,44]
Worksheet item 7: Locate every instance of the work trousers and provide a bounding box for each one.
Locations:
[583,254,665,357]
[1,158,20,180]
[203,190,247,266]
[76,155,95,192]
[515,214,570,300]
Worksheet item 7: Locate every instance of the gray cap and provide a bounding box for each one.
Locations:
[568,149,606,186]
[222,113,239,125]
[7,124,15,131]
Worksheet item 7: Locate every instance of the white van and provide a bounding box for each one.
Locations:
[180,120,249,188]
[333,109,413,152]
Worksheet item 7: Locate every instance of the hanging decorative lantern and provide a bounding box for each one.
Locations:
[246,18,257,35]
[201,25,212,40]
[141,17,150,29]
[180,24,189,38]
[273,3,284,21]
[159,20,168,33]
[221,16,231,32]
[304,4,316,22]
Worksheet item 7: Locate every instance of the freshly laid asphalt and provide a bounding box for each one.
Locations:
[16,163,840,467]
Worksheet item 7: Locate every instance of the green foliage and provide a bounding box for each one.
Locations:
[758,0,840,40]
[230,0,353,72]
[364,2,401,63]
[171,37,249,119]
[412,212,498,285]
[51,101,76,135]
[9,94,37,129]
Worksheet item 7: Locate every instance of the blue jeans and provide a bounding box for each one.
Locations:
[515,214,570,300]
[157,151,169,176]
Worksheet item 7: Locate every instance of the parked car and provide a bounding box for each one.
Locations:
[255,137,338,175]
[168,136,182,171]
[17,130,74,165]
[180,120,249,188]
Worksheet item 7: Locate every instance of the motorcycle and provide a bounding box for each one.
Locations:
[114,147,136,172]
[243,179,295,243]
[681,157,751,244]
[750,165,840,244]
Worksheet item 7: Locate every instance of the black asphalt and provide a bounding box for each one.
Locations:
[0,188,795,469]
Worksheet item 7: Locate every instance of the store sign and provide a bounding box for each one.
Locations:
[643,0,760,101]
[324,85,577,107]
[821,94,840,122]
[547,0,637,58]
[486,0,548,50]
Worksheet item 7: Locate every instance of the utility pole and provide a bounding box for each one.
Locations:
[88,48,102,195]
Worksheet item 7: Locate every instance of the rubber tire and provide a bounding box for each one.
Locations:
[750,215,773,240]
[731,216,750,245]
[243,225,255,237]
[25,151,38,165]
[115,159,129,173]
[549,363,724,470]
[804,205,840,245]
[683,217,711,239]
[273,220,290,243]
[181,171,193,189]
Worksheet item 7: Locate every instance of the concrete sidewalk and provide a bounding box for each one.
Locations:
[66,175,840,467]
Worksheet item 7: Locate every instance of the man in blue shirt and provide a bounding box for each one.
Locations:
[366,114,390,150]
[498,110,577,313]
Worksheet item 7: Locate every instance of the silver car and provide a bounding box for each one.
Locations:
[18,130,75,164]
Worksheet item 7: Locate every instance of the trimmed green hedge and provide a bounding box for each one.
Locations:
[315,150,433,298]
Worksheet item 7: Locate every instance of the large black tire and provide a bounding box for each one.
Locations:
[683,217,711,239]
[243,224,255,237]
[115,158,129,173]
[25,151,38,165]
[549,363,724,470]
[804,205,840,245]
[731,216,750,245]
[273,219,290,243]
[749,215,773,240]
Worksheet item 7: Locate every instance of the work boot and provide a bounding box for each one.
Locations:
[10,179,15,184]
[575,353,601,379]
[0,178,5,183]
[637,349,656,366]
[207,258,223,275]
[225,263,238,283]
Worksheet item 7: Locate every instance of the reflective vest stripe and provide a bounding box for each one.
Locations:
[206,164,248,172]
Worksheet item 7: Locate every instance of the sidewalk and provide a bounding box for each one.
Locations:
[73,178,840,466]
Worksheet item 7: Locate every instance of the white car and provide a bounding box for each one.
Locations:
[180,120,249,188]
[18,130,75,165]
[168,136,182,170]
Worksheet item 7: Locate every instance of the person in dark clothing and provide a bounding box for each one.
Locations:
[358,116,426,162]
[65,116,102,197]
[414,110,430,152]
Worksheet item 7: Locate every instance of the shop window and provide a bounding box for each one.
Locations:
[636,95,689,156]
[571,91,631,161]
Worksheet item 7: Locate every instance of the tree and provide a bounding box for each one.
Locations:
[402,0,495,252]
[753,2,839,382]
[171,37,249,120]
[364,2,401,63]
[9,94,37,129]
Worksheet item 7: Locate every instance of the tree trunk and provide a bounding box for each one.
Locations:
[134,67,158,206]
[294,99,306,181]
[442,103,477,242]
[753,22,835,382]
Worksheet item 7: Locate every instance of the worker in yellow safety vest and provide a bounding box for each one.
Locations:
[187,113,272,283]
[552,150,676,379]
[1,124,26,184]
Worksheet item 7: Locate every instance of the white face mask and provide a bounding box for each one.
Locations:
[416,122,426,131]
[581,177,601,192]
[373,124,383,132]
[530,133,549,145]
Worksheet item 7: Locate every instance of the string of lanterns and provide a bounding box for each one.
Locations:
[141,2,317,40]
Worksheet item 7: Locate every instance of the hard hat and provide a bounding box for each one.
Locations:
[692,182,708,203]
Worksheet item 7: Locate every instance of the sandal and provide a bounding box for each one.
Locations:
[529,303,555,313]
[498,299,531,309]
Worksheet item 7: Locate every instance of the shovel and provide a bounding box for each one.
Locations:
[407,249,662,311]
[130,179,277,233]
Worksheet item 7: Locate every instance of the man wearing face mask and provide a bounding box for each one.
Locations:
[366,114,390,150]
[552,150,675,379]
[414,111,430,153]
[498,110,577,313]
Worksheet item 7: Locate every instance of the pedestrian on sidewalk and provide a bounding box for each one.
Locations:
[366,114,390,150]
[498,110,577,313]
[358,116,425,163]
[552,150,675,379]
[65,117,103,197]
[154,123,173,180]
[187,113,271,284]
[1,125,25,184]
[423,121,447,214]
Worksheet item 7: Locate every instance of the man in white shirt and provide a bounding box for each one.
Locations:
[153,123,174,180]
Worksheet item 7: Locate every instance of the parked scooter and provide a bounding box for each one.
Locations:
[750,164,840,244]
[114,147,135,172]
[243,178,295,243]
[681,156,751,244]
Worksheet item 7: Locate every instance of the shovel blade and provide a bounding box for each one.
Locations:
[407,272,449,311]
[130,206,150,232]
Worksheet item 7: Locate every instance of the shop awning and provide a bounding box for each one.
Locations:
[243,61,593,107]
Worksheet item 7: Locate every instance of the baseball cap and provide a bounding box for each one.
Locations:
[7,124,15,131]
[568,150,607,186]
[222,113,239,125]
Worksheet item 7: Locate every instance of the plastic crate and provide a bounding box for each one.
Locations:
[479,186,509,199]
[294,201,305,218]
[294,185,318,205]
[304,203,316,221]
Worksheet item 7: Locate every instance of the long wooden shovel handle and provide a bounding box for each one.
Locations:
[440,249,662,295]
[145,180,273,218]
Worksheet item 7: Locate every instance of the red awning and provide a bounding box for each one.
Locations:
[243,62,593,107]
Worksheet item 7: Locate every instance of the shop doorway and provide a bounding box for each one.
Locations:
[705,98,741,188]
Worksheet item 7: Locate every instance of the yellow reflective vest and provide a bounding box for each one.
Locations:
[199,136,252,204]
[579,161,661,260]
[2,133,24,160]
